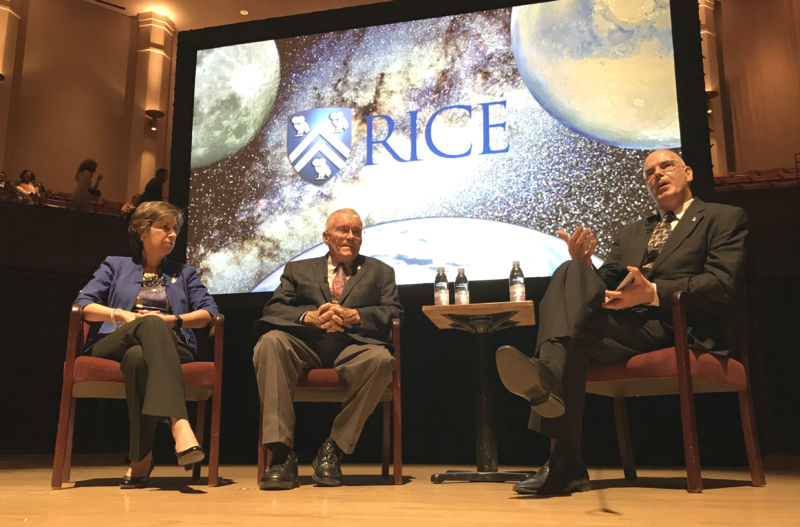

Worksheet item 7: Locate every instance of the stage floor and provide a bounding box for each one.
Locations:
[2,456,798,526]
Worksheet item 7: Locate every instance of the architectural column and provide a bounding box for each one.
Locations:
[126,11,175,201]
[698,0,729,174]
[0,0,21,169]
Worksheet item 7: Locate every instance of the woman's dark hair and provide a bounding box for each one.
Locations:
[76,159,98,178]
[19,169,33,182]
[128,201,184,255]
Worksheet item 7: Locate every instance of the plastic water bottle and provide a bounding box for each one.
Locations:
[454,268,470,305]
[434,267,449,306]
[509,261,525,302]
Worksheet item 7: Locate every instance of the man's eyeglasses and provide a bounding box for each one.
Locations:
[644,160,684,181]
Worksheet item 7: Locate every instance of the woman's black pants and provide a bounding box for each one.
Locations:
[91,316,193,461]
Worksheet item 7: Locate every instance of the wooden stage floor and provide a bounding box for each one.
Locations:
[2,456,798,526]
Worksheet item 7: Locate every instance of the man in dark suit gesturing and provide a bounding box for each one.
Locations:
[253,208,403,490]
[496,150,748,495]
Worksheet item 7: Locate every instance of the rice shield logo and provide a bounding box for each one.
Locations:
[287,101,509,183]
[287,107,352,184]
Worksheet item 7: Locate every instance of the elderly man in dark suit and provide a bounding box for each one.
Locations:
[496,150,748,495]
[253,208,403,490]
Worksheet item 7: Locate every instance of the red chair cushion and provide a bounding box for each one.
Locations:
[73,356,215,387]
[182,361,216,387]
[299,368,345,388]
[73,356,124,383]
[586,347,747,390]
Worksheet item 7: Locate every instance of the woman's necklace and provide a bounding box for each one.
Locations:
[142,271,162,288]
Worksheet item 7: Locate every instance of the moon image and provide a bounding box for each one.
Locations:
[191,40,280,168]
[252,217,603,292]
[511,0,680,149]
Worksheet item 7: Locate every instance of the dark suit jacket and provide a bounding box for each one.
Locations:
[595,198,748,349]
[254,254,404,346]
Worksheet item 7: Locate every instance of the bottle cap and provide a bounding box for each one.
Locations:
[437,267,444,272]
[458,268,465,273]
[512,260,519,266]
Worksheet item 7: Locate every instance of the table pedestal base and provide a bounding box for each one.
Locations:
[430,470,534,484]
[422,302,537,486]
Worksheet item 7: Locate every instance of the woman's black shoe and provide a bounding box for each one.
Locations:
[176,445,205,466]
[120,457,155,489]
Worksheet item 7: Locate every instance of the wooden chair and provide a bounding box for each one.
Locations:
[257,318,402,484]
[51,304,224,488]
[585,290,765,492]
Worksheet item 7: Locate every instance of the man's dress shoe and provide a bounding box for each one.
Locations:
[176,445,205,466]
[495,345,565,418]
[260,450,300,490]
[513,457,591,495]
[312,439,344,486]
[120,457,155,489]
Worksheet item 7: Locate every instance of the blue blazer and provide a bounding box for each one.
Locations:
[75,256,219,352]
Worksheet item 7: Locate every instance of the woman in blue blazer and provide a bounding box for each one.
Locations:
[75,201,219,488]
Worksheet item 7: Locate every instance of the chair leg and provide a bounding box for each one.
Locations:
[51,394,76,488]
[63,396,77,484]
[613,397,637,480]
[208,390,222,487]
[738,389,766,486]
[381,401,390,478]
[192,400,206,482]
[257,406,266,483]
[677,374,702,492]
[392,391,402,485]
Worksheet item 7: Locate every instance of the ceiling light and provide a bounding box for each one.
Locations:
[240,9,249,16]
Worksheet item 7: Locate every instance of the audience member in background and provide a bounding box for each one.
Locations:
[121,193,142,219]
[0,171,13,201]
[73,159,103,212]
[74,200,219,488]
[30,172,47,195]
[139,168,168,203]
[15,169,40,204]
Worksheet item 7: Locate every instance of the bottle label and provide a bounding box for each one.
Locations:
[434,288,449,306]
[509,283,525,302]
[455,289,469,305]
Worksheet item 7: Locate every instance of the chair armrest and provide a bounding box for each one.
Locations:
[671,290,727,318]
[671,290,736,351]
[391,317,401,361]
[209,314,225,367]
[207,313,223,337]
[64,304,84,365]
[390,317,402,404]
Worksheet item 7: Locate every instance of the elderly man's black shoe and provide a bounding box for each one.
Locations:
[312,439,344,486]
[495,345,565,418]
[260,450,299,490]
[513,456,590,495]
